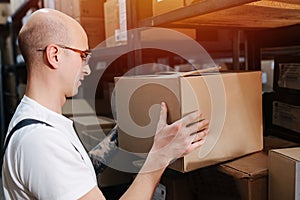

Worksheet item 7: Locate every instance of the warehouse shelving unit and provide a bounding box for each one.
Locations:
[88,0,300,118]
[136,0,300,69]
[0,0,41,150]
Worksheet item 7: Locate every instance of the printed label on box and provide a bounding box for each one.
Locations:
[273,101,300,133]
[278,63,300,90]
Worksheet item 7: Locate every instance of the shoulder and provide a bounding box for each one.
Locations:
[13,123,71,155]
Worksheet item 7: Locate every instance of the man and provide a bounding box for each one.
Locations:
[2,8,209,199]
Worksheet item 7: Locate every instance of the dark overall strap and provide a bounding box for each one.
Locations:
[1,118,85,169]
[1,119,52,160]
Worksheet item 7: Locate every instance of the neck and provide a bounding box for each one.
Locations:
[25,71,66,114]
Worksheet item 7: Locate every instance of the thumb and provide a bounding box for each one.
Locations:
[156,102,167,131]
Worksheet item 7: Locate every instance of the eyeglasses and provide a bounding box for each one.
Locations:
[37,44,92,65]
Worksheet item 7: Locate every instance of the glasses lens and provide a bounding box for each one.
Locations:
[84,53,91,65]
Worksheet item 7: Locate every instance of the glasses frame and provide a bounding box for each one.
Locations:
[37,44,92,65]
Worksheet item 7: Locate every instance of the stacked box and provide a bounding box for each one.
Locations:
[152,0,205,16]
[269,147,300,200]
[104,0,127,47]
[53,0,105,48]
[62,98,95,117]
[264,55,300,142]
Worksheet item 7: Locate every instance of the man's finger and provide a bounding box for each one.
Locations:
[156,102,168,131]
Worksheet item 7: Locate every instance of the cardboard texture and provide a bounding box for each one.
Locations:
[75,17,105,48]
[269,147,300,200]
[55,0,104,18]
[115,71,263,172]
[71,115,115,132]
[152,0,205,16]
[219,152,268,200]
[152,0,184,16]
[104,0,127,47]
[62,99,95,117]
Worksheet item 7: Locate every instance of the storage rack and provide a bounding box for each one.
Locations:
[135,0,300,69]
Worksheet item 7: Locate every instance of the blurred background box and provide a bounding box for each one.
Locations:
[104,0,127,47]
[269,147,300,200]
[273,55,300,94]
[263,92,300,142]
[152,0,184,16]
[62,98,95,117]
[75,17,105,48]
[71,115,115,134]
[54,0,104,18]
[0,3,9,24]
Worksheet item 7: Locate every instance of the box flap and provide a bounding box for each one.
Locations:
[271,147,300,161]
[219,152,268,179]
[158,66,221,77]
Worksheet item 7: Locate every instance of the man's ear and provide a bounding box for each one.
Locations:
[45,44,60,69]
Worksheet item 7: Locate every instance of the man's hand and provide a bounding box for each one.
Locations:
[144,102,209,172]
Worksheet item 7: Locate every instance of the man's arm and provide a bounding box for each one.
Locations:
[80,102,209,200]
[120,102,209,199]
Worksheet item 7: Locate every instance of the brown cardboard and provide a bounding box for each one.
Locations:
[56,0,104,18]
[152,0,184,16]
[104,0,127,47]
[62,99,94,117]
[115,71,263,172]
[218,136,299,200]
[219,152,268,200]
[71,115,116,134]
[269,148,300,200]
[75,17,105,48]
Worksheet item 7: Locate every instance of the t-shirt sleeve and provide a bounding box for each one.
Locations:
[16,126,97,200]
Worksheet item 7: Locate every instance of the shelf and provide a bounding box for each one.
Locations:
[139,0,300,29]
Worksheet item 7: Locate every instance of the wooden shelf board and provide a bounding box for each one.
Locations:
[139,0,300,29]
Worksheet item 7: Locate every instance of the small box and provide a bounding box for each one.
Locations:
[263,92,300,142]
[115,71,263,172]
[62,99,95,117]
[274,55,300,93]
[104,0,127,47]
[152,0,184,16]
[75,17,105,48]
[56,0,104,18]
[0,3,10,24]
[71,115,116,134]
[269,148,300,200]
[219,152,268,200]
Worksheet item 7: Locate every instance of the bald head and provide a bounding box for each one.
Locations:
[18,8,87,64]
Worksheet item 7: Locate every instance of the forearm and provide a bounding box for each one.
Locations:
[120,153,168,200]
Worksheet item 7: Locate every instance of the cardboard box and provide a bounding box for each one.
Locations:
[0,3,9,24]
[274,55,300,93]
[115,71,263,172]
[71,115,116,134]
[263,92,300,142]
[219,152,268,200]
[104,0,127,47]
[158,136,299,199]
[152,0,184,16]
[55,0,104,18]
[75,17,105,48]
[269,148,300,200]
[62,99,95,117]
[218,136,299,200]
[152,0,202,16]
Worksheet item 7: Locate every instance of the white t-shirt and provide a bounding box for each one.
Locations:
[2,96,97,200]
